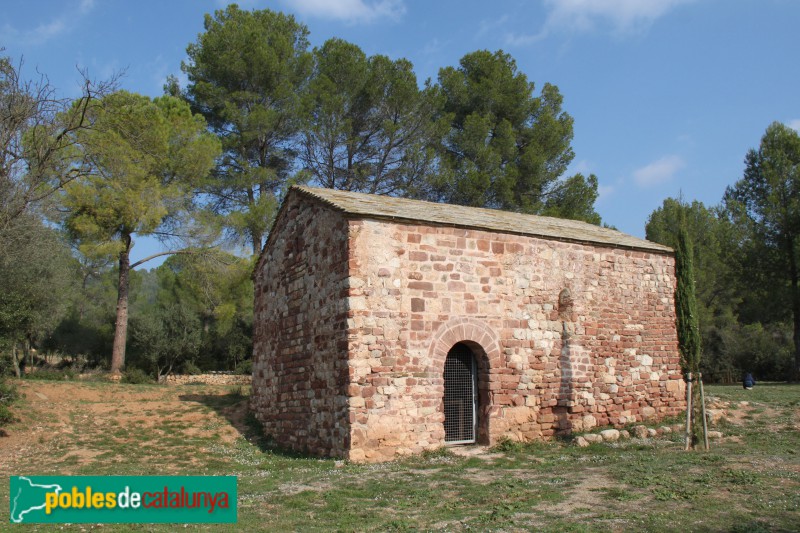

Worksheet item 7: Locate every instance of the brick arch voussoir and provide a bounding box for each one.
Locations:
[429,317,502,371]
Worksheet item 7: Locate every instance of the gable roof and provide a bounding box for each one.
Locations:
[290,185,672,254]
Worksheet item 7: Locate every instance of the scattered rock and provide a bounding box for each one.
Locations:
[707,431,723,439]
[600,429,620,442]
[633,425,649,439]
[582,433,604,444]
[647,428,658,438]
[706,409,726,425]
[574,436,590,448]
[659,426,672,434]
[619,430,630,440]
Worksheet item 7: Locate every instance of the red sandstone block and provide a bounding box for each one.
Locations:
[410,251,428,261]
[407,233,421,243]
[408,281,433,291]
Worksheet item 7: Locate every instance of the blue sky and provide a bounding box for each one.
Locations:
[3,0,799,267]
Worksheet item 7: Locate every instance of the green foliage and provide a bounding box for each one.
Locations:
[645,197,785,381]
[675,211,701,374]
[234,359,253,376]
[129,304,202,378]
[121,367,154,384]
[540,173,602,224]
[301,38,442,197]
[182,360,202,376]
[717,322,794,381]
[0,215,77,351]
[25,367,74,381]
[430,50,595,222]
[42,263,117,366]
[725,122,800,379]
[0,375,18,426]
[491,436,524,452]
[62,91,220,260]
[646,123,800,382]
[183,5,312,254]
[59,90,220,373]
[154,252,253,371]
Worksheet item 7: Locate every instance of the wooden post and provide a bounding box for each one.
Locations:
[699,372,709,450]
[684,372,693,451]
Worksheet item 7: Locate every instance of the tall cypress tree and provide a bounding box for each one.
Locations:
[675,208,702,445]
[676,210,701,375]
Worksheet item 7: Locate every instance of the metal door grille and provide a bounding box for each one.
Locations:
[444,344,476,444]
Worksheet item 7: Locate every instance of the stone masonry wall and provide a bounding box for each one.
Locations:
[345,219,685,462]
[251,195,351,457]
[160,373,252,386]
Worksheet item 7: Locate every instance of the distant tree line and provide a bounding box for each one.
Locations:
[647,122,800,382]
[1,5,798,392]
[1,4,601,382]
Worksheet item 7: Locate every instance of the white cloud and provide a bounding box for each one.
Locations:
[597,184,614,202]
[286,0,405,23]
[79,0,96,13]
[420,38,444,57]
[478,15,510,37]
[507,0,693,44]
[632,155,684,187]
[3,0,96,46]
[544,0,694,33]
[504,31,547,47]
[571,159,593,174]
[788,119,800,131]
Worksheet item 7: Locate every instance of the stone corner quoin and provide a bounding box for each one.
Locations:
[250,188,686,463]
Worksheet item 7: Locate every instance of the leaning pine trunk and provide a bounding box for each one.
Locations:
[110,235,132,375]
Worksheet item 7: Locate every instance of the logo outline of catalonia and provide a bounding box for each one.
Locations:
[10,476,63,523]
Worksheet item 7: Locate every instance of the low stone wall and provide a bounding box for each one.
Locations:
[161,373,252,386]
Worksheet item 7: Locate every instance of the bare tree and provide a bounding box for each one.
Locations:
[0,53,117,239]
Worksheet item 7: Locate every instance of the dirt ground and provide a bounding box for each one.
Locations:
[0,380,249,476]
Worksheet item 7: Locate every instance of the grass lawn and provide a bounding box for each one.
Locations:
[0,380,797,531]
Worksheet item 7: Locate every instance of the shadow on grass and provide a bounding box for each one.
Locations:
[177,391,314,460]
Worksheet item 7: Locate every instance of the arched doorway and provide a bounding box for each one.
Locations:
[444,343,478,444]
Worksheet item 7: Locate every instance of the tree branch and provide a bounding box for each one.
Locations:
[130,248,206,269]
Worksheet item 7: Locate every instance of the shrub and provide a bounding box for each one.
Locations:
[121,367,154,384]
[0,354,16,377]
[182,360,202,375]
[491,436,524,452]
[0,377,19,426]
[26,368,74,381]
[234,359,253,375]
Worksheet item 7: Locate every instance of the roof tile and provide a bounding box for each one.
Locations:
[292,186,672,254]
